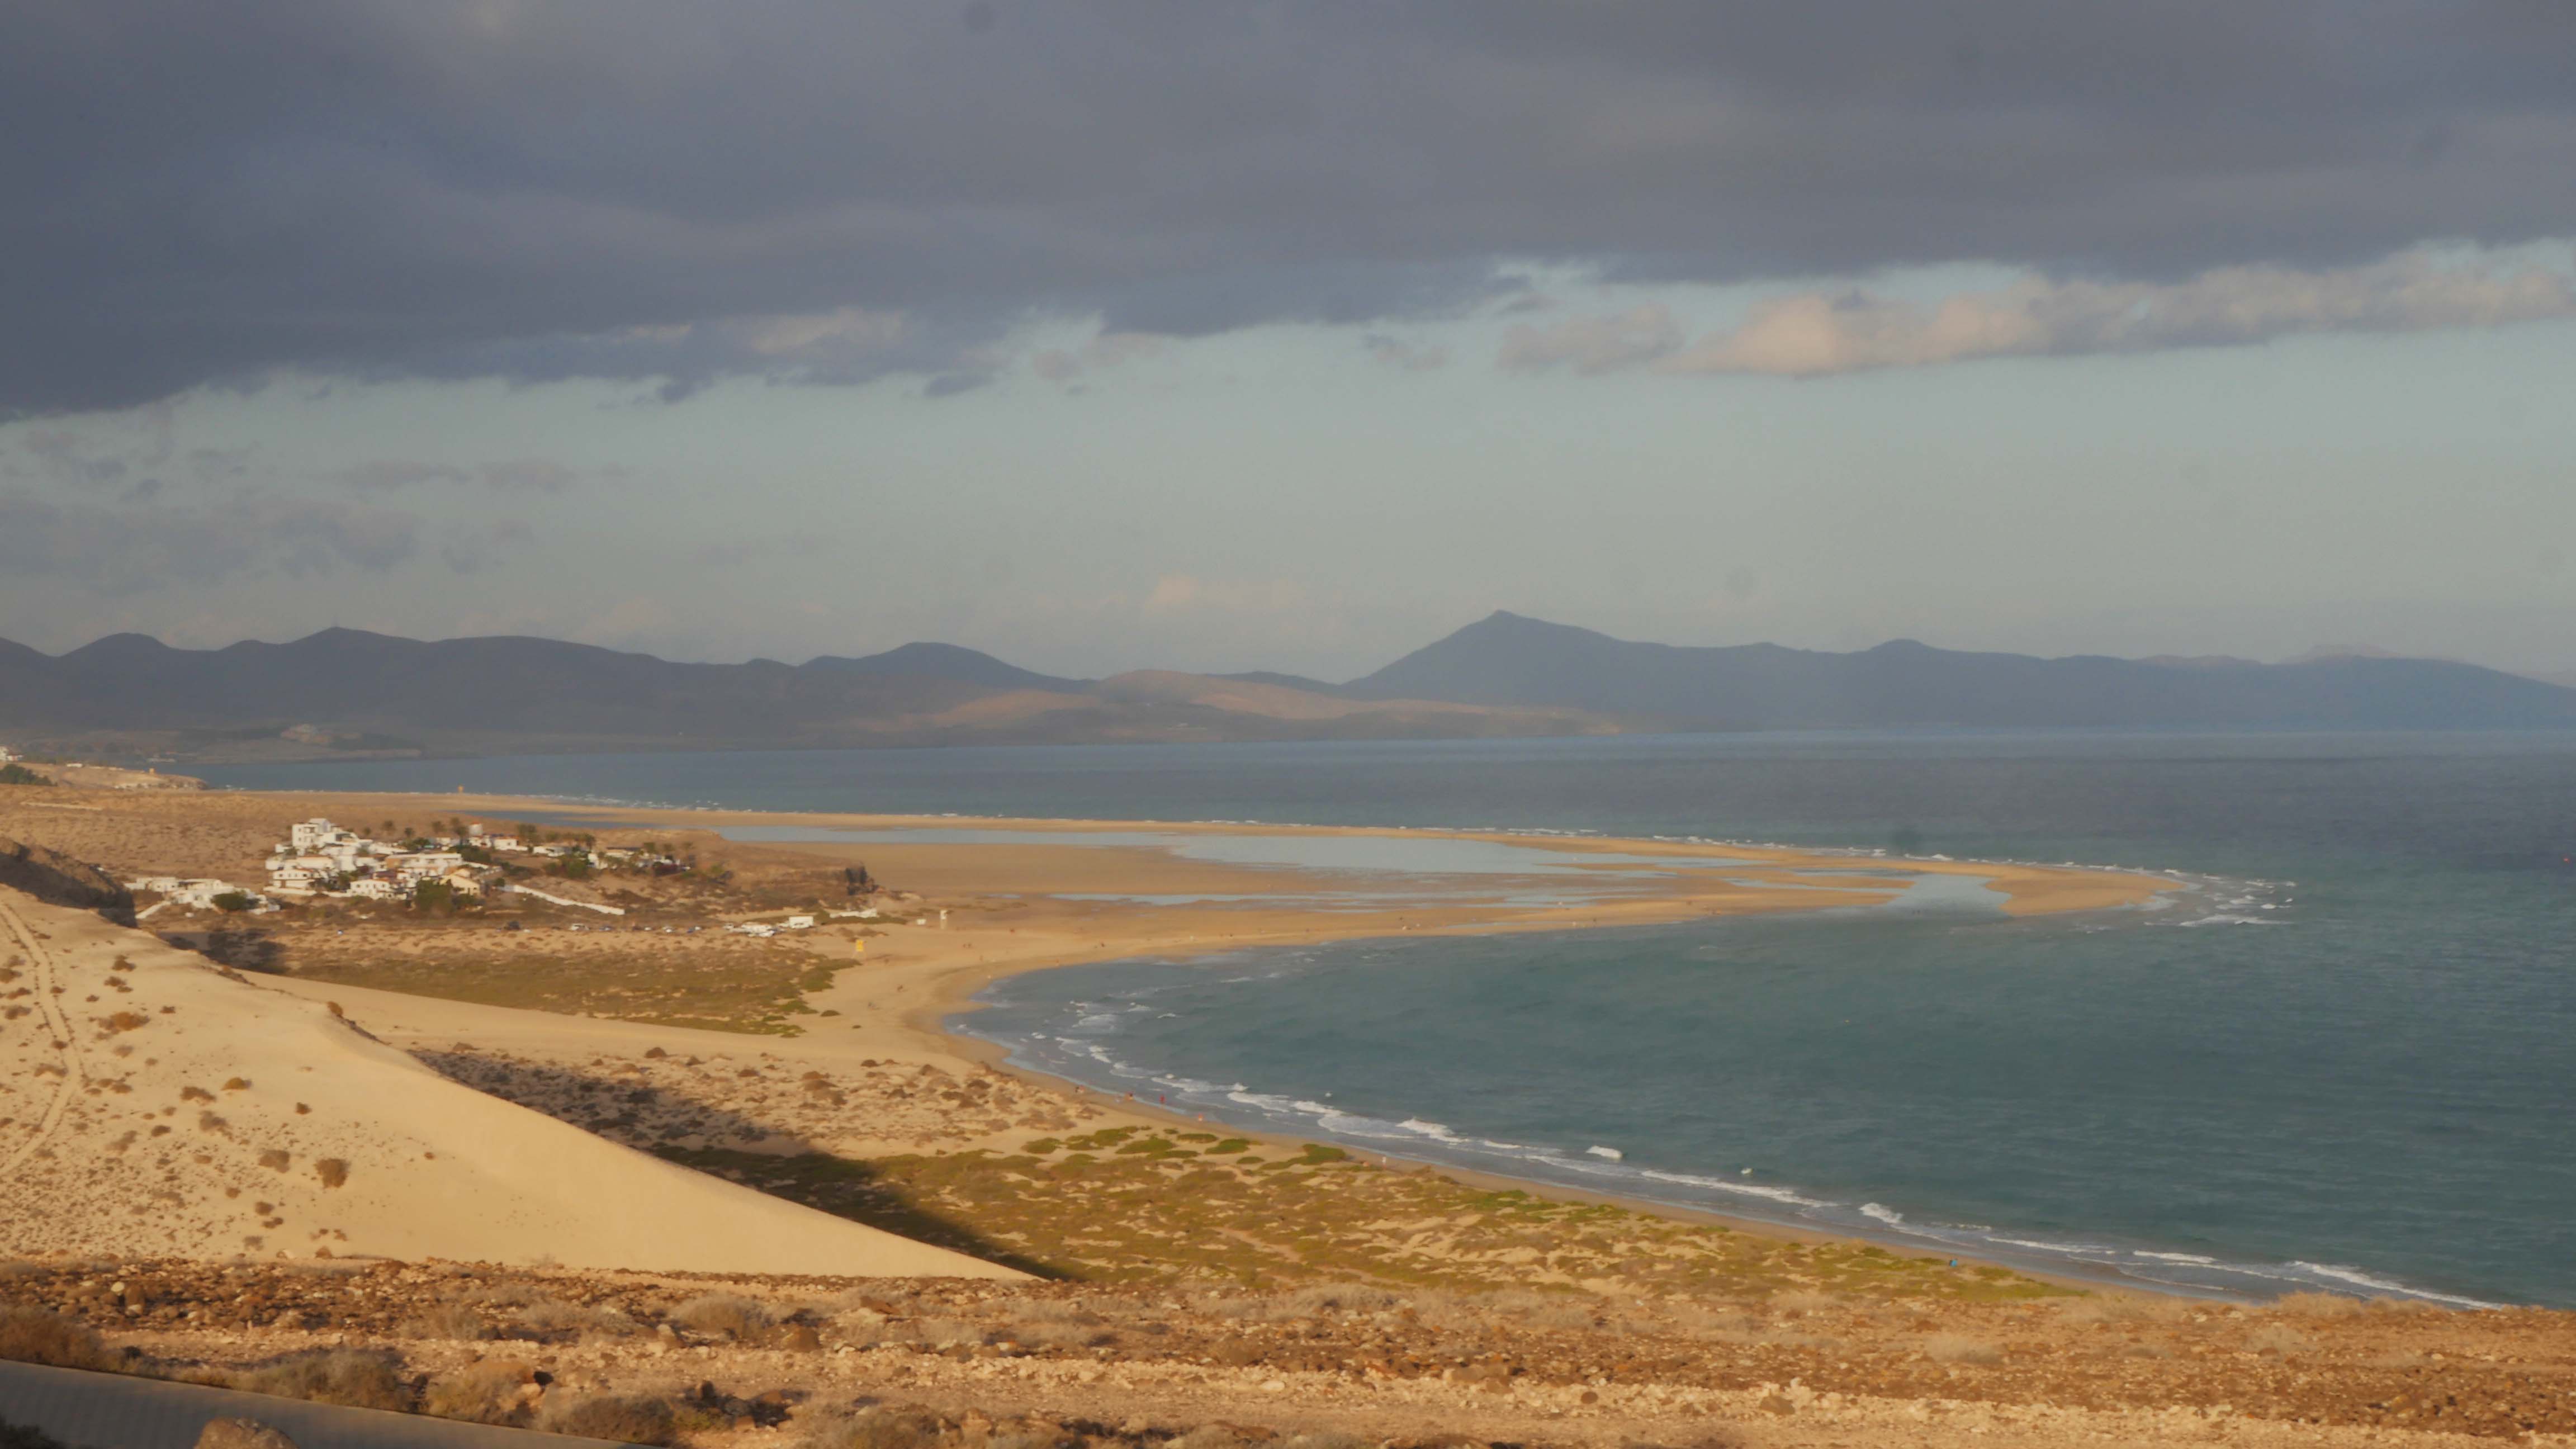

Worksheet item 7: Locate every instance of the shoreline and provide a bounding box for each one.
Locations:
[12,782,2271,1301]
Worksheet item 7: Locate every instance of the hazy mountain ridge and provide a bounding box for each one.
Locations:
[1348,612,2576,730]
[0,627,1609,760]
[1,614,2569,763]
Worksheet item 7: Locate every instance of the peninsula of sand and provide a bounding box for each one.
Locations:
[0,784,2172,1273]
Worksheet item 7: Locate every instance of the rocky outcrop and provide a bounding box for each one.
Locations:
[0,838,136,925]
[195,1420,297,1449]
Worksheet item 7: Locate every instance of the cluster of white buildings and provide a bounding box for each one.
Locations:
[0,742,19,764]
[264,817,501,902]
[128,876,274,917]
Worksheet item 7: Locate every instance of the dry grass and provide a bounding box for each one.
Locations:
[395,1304,491,1341]
[313,1158,349,1190]
[2054,1294,2194,1325]
[1769,1287,1842,1314]
[2244,1323,2315,1354]
[1008,1320,1114,1351]
[0,1308,116,1371]
[226,1348,411,1411]
[2275,1291,2367,1319]
[1921,1332,2003,1365]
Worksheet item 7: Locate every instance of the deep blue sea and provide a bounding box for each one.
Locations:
[199,732,2576,1306]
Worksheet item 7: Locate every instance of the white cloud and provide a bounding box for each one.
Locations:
[734,306,907,359]
[1497,304,1682,375]
[1662,249,2576,377]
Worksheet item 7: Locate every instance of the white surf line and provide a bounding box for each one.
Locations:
[0,893,84,1179]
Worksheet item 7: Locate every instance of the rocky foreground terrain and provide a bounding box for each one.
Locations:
[6,1255,2576,1448]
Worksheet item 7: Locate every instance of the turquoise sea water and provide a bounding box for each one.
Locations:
[200,732,2576,1305]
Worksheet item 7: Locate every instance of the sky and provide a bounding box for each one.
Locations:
[6,2,2576,682]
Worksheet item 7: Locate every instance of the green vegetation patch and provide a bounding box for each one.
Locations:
[661,1138,2071,1303]
[275,932,828,1034]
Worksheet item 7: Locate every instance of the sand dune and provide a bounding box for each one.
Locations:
[0,887,1015,1278]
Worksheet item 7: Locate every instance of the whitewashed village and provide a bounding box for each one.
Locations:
[112,815,917,939]
[121,818,686,919]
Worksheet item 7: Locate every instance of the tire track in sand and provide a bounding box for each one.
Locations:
[0,892,83,1179]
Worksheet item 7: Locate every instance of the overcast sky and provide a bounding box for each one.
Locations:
[6,1,2576,680]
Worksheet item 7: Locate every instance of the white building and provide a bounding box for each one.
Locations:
[383,850,462,880]
[289,818,359,854]
[130,877,269,913]
[266,854,338,894]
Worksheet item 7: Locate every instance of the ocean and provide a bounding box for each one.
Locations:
[199,730,2576,1306]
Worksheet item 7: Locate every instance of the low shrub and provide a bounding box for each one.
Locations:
[668,1293,773,1340]
[228,1349,412,1411]
[1011,1320,1112,1351]
[541,1394,676,1446]
[517,1296,640,1338]
[421,1360,537,1426]
[812,1407,948,1449]
[1280,1283,1399,1316]
[396,1304,491,1341]
[0,1308,115,1371]
[913,1317,987,1349]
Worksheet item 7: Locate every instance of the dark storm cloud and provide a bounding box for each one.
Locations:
[7,1,2574,414]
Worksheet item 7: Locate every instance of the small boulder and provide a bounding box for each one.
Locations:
[195,1420,298,1449]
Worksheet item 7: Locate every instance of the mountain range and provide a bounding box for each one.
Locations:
[2,612,2570,763]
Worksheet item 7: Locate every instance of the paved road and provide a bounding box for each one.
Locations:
[0,1362,633,1449]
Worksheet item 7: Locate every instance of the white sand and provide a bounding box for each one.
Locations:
[0,887,1016,1278]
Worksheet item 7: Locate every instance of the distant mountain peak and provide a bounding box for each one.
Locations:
[1343,612,2576,730]
[2278,643,2414,666]
[801,641,1088,693]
